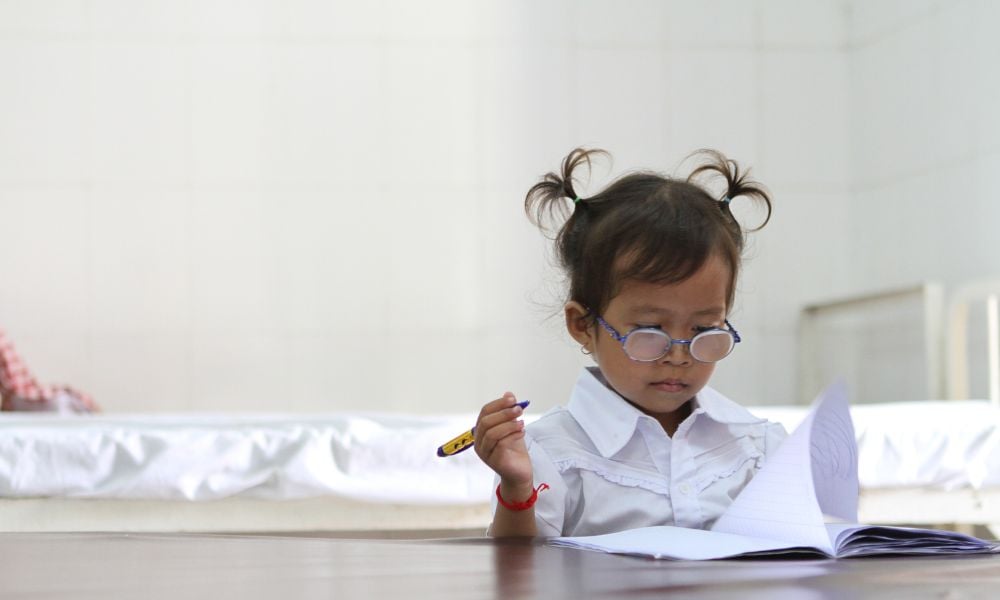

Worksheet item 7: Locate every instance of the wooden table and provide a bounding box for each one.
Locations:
[3,533,1000,599]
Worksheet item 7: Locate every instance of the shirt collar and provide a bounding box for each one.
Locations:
[691,385,767,426]
[567,367,648,458]
[567,367,765,458]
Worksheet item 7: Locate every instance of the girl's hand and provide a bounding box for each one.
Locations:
[474,392,532,490]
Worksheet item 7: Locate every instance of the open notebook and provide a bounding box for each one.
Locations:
[550,382,1000,560]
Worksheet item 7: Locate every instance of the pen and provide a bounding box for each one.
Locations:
[436,400,530,457]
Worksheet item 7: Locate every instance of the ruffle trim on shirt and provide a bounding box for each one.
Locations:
[553,457,670,496]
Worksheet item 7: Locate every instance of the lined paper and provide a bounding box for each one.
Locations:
[710,382,856,554]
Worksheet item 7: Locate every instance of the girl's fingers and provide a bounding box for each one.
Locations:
[478,393,517,421]
[476,398,524,431]
[477,419,523,454]
[475,419,525,461]
[473,392,529,475]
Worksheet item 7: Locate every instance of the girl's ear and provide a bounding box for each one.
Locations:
[564,301,594,350]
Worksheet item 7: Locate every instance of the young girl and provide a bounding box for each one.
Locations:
[474,148,787,538]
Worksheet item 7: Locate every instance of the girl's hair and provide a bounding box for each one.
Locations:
[525,148,771,321]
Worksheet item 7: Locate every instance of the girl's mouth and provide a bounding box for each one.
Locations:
[651,379,687,393]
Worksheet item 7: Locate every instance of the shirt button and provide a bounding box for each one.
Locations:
[678,483,692,495]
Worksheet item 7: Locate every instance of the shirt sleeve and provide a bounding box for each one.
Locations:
[489,432,568,537]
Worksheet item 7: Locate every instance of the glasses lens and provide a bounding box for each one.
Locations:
[690,329,735,362]
[624,329,671,361]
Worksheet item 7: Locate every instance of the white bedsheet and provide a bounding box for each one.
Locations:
[0,412,495,503]
[2,401,999,503]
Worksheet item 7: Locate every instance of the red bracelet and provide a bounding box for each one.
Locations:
[496,483,549,511]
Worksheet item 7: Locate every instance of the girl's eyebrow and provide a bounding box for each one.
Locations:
[626,306,671,317]
[627,306,726,318]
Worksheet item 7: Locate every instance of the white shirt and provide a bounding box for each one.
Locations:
[494,367,787,537]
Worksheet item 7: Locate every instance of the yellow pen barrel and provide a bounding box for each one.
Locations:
[437,429,476,457]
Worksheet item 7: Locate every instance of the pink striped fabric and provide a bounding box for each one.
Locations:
[0,329,98,413]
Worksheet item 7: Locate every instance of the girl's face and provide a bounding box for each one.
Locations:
[566,254,732,436]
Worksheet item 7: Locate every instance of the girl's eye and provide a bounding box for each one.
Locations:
[635,324,662,330]
[693,325,719,333]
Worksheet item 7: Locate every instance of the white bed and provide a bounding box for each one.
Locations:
[4,400,1000,534]
[0,412,497,533]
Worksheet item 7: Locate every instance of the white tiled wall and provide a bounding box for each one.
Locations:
[832,0,1000,402]
[846,0,1000,292]
[0,1,852,412]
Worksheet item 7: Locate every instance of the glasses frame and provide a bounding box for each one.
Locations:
[594,315,742,363]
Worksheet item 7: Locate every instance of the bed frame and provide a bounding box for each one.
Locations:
[798,282,947,404]
[947,280,1000,406]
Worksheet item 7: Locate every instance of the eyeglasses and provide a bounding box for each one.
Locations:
[594,315,741,363]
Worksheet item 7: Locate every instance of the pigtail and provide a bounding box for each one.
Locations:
[524,148,610,308]
[524,148,608,232]
[686,149,772,231]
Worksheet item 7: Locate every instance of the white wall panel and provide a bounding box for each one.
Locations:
[90,42,189,184]
[88,332,189,412]
[847,0,939,46]
[0,188,91,333]
[972,0,1000,153]
[90,0,190,36]
[188,328,285,410]
[89,186,190,334]
[381,45,479,188]
[279,0,385,39]
[0,40,91,183]
[0,1,864,412]
[759,0,846,47]
[189,41,269,185]
[574,47,669,172]
[188,189,271,332]
[0,1,88,35]
[477,44,576,188]
[264,43,383,186]
[847,0,1000,303]
[665,0,757,47]
[575,0,668,45]
[850,15,937,187]
[265,188,387,334]
[188,0,282,37]
[380,0,486,43]
[667,49,759,167]
[760,50,849,188]
[380,185,481,332]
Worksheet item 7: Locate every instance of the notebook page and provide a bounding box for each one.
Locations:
[710,382,855,554]
[809,381,859,523]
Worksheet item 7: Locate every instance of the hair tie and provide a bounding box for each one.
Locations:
[573,197,582,204]
[721,196,731,205]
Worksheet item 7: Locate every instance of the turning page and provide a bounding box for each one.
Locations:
[710,381,858,553]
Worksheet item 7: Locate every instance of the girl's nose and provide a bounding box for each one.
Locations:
[661,339,692,366]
